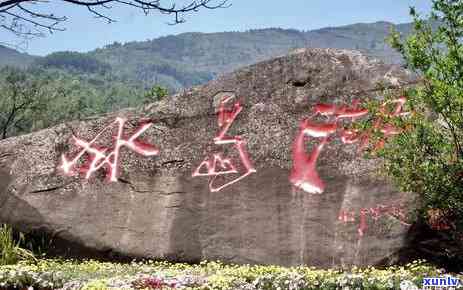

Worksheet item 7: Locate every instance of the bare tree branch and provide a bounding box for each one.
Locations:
[0,0,230,43]
[17,4,67,22]
[87,5,115,23]
[5,10,65,33]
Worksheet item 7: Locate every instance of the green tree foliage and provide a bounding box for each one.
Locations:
[35,52,111,74]
[143,85,168,104]
[0,66,168,139]
[377,0,463,234]
[0,67,51,139]
[0,67,102,138]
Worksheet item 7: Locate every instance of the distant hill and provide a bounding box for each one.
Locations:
[88,21,410,87]
[0,45,37,67]
[304,21,411,64]
[0,21,416,90]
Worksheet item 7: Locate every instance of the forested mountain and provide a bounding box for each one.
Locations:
[87,21,411,88]
[0,45,37,68]
[0,21,414,92]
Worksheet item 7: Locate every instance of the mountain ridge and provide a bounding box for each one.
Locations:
[0,21,414,90]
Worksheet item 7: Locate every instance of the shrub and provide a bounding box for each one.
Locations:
[0,224,35,265]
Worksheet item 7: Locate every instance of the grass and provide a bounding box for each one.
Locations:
[0,224,36,266]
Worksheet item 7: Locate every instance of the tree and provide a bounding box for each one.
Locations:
[0,0,229,40]
[35,51,112,74]
[0,67,48,139]
[0,66,133,139]
[143,85,168,103]
[371,0,463,237]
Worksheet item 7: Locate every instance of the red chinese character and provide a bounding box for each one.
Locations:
[312,99,368,120]
[358,208,370,237]
[427,209,452,231]
[59,117,159,182]
[339,202,411,238]
[289,120,336,194]
[290,99,368,194]
[192,96,256,192]
[341,96,409,151]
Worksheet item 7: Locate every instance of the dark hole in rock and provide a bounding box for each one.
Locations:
[291,79,310,87]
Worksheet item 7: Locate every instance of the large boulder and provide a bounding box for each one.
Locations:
[0,48,419,267]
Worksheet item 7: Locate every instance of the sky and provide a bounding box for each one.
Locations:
[0,0,433,56]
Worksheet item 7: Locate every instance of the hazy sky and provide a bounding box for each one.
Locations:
[1,0,433,56]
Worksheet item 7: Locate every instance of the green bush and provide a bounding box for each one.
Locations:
[384,0,463,233]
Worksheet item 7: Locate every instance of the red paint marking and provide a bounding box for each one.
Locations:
[338,203,411,237]
[340,128,362,144]
[338,97,409,152]
[59,117,159,182]
[358,208,369,237]
[193,154,238,176]
[335,106,369,120]
[192,96,256,192]
[290,99,367,194]
[313,103,338,117]
[289,120,336,194]
[338,209,356,222]
[380,96,409,117]
[313,99,368,120]
[427,209,453,231]
[430,222,452,231]
[362,96,409,150]
[214,95,243,144]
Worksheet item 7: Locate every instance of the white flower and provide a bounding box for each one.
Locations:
[400,280,419,290]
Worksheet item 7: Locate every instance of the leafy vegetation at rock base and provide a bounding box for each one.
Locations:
[0,259,459,290]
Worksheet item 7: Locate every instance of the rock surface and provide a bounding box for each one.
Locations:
[0,48,420,267]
